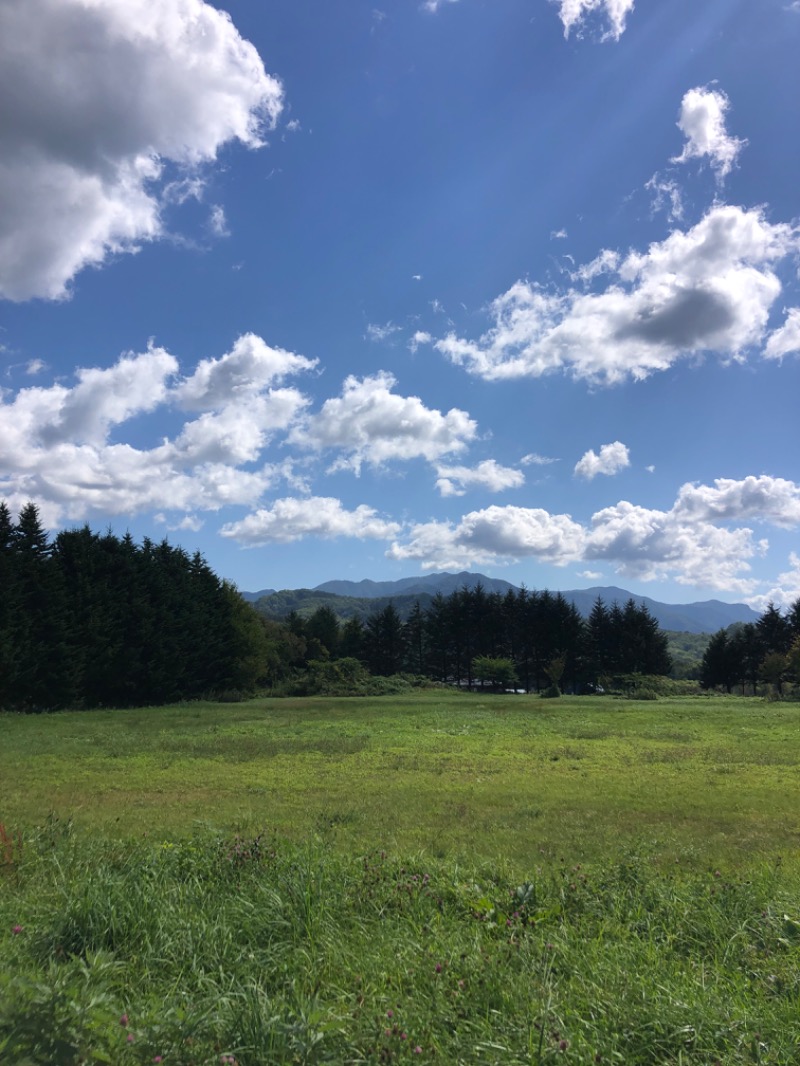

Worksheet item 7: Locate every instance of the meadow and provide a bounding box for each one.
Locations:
[2,692,800,1064]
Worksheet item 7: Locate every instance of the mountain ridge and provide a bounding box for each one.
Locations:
[244,571,759,634]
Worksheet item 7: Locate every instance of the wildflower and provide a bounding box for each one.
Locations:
[434,963,442,973]
[12,924,23,935]
[414,1047,423,1054]
[120,1014,129,1027]
[127,1034,135,1044]
[559,1040,569,1051]
[400,1032,408,1040]
[153,1058,163,1064]
[385,1029,392,1037]
[386,1010,394,1018]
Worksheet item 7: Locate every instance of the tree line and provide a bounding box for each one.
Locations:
[700,603,800,695]
[0,502,269,711]
[278,585,673,693]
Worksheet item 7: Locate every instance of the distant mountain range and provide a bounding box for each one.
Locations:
[243,571,759,634]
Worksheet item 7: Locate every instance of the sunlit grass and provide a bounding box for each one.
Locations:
[3,693,800,1063]
[2,692,799,866]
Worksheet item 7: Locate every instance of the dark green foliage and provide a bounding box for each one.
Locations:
[701,601,800,696]
[0,502,270,711]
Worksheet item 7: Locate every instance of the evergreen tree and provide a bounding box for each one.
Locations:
[363,604,405,676]
[402,601,426,674]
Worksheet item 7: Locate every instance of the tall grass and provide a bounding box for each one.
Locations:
[2,821,799,1064]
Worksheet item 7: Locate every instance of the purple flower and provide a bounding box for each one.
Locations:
[386,1010,394,1018]
[12,924,23,935]
[127,1033,135,1044]
[119,1014,129,1027]
[414,1047,423,1054]
[435,963,442,973]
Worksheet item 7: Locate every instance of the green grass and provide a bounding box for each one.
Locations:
[2,692,800,866]
[2,826,800,1064]
[2,692,800,1064]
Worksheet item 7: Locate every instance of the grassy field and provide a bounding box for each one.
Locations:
[2,692,800,1064]
[2,691,800,866]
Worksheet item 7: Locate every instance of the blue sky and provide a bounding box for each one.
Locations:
[1,0,799,605]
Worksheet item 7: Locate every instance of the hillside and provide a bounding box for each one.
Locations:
[247,572,759,634]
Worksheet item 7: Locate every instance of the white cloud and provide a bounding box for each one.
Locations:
[764,308,800,360]
[672,86,747,180]
[574,441,630,480]
[155,512,205,533]
[366,322,402,342]
[220,497,401,546]
[387,506,586,571]
[436,205,799,385]
[435,459,525,497]
[388,474,800,593]
[554,0,636,40]
[521,453,559,466]
[748,553,800,612]
[421,0,460,12]
[0,334,315,524]
[289,371,477,474]
[584,499,764,592]
[176,333,317,410]
[578,570,603,580]
[209,205,230,238]
[0,0,282,301]
[409,330,432,353]
[672,475,800,528]
[645,174,684,222]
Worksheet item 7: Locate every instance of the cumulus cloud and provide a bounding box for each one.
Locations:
[748,553,800,612]
[436,205,799,385]
[220,497,401,545]
[289,371,477,473]
[764,308,800,360]
[574,441,630,480]
[0,0,282,301]
[409,330,432,353]
[672,475,800,528]
[434,459,525,497]
[0,334,314,525]
[583,499,764,592]
[672,86,747,180]
[554,0,636,40]
[387,474,800,593]
[176,333,317,410]
[387,506,586,571]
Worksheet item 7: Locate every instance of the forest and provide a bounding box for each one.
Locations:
[1,501,798,710]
